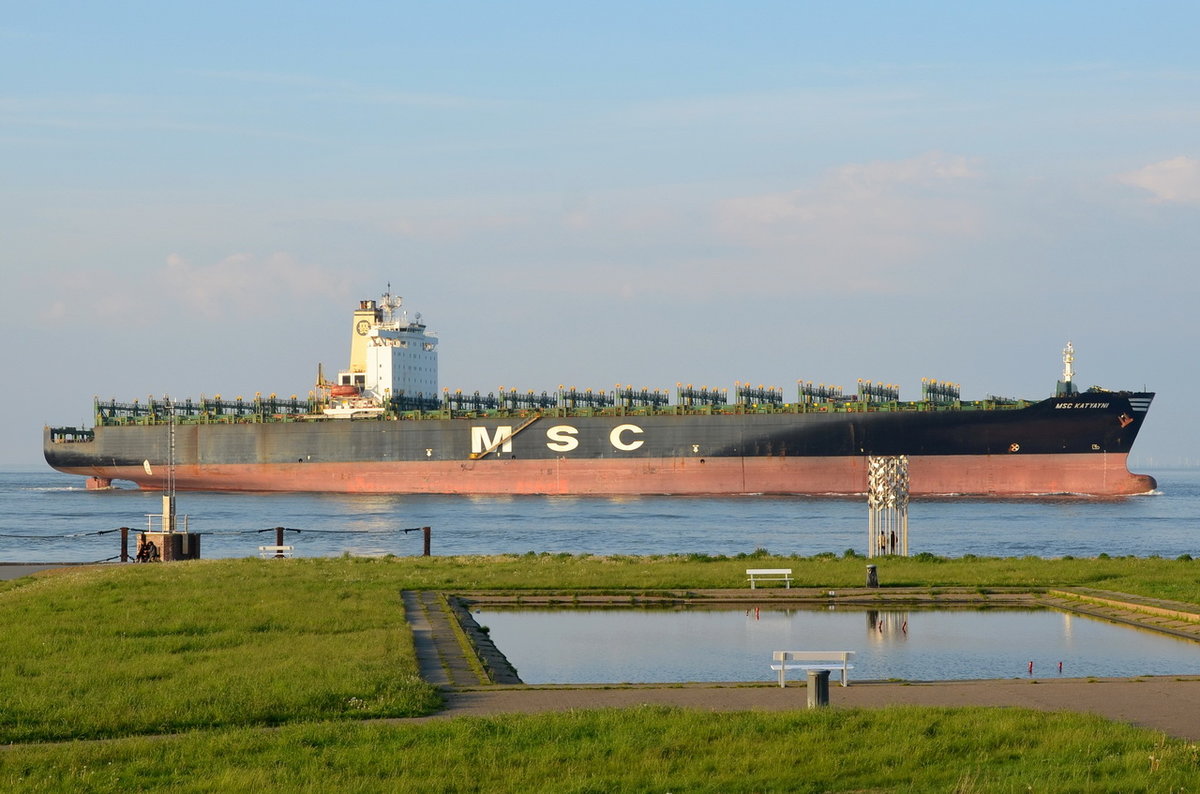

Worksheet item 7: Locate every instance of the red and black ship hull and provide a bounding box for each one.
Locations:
[44,391,1156,496]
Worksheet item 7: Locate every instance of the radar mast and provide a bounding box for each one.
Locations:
[1056,341,1077,396]
[380,286,404,326]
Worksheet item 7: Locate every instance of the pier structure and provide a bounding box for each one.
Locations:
[867,455,909,557]
[136,398,200,561]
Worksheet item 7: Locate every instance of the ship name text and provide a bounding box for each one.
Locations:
[471,423,645,454]
[1055,402,1110,409]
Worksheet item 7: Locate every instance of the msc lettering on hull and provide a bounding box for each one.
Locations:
[470,426,513,454]
[470,423,645,454]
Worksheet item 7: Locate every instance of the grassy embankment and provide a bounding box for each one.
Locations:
[1,553,1199,791]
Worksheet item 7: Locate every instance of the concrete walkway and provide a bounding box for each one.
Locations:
[425,677,1200,740]
[0,563,89,580]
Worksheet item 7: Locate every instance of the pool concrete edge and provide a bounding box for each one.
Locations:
[436,587,1200,689]
[407,587,1200,741]
[1044,588,1200,643]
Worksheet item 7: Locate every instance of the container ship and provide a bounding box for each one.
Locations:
[44,293,1156,497]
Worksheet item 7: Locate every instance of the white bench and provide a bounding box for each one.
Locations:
[259,545,294,558]
[771,651,855,687]
[747,568,793,588]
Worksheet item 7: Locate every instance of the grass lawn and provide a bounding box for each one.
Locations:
[2,553,1200,791]
[371,548,1200,602]
[0,558,440,743]
[4,707,1200,793]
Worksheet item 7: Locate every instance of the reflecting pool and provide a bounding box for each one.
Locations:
[471,606,1200,684]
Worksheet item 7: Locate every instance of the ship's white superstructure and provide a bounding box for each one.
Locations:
[332,292,438,412]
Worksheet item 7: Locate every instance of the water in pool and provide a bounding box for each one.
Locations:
[472,606,1200,684]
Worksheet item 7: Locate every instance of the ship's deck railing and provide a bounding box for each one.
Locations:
[47,426,95,443]
[736,384,784,405]
[79,393,1038,429]
[405,397,1032,421]
[92,395,315,426]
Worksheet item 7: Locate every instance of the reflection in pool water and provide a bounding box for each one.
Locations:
[472,607,1200,685]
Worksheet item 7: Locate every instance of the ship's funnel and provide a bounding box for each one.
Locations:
[349,300,380,374]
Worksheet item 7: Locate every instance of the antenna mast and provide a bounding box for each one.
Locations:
[380,284,403,325]
[1056,341,1078,397]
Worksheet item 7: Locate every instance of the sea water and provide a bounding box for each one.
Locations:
[2,465,1197,563]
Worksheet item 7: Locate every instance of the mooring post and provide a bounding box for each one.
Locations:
[866,564,879,588]
[275,526,285,558]
[423,526,431,556]
[120,527,129,562]
[807,669,830,708]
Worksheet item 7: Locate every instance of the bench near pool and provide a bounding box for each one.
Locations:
[771,650,855,687]
[746,568,793,588]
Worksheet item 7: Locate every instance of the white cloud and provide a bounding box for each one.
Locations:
[160,252,349,317]
[1118,156,1200,204]
[40,253,349,324]
[40,269,144,322]
[715,152,982,291]
[345,153,986,300]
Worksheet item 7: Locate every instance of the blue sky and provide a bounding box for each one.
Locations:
[5,2,1198,468]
